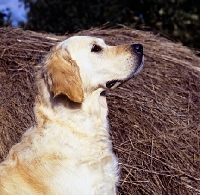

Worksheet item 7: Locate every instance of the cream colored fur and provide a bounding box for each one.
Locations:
[0,36,144,195]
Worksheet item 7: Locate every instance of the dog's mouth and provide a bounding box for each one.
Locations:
[106,80,122,89]
[134,55,144,75]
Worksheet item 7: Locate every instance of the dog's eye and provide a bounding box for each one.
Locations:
[91,44,102,52]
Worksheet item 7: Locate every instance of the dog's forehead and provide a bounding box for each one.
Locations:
[63,36,106,48]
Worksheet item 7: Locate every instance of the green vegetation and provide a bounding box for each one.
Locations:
[2,0,200,48]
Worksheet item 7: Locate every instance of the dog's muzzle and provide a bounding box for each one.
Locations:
[106,44,144,89]
[131,44,144,75]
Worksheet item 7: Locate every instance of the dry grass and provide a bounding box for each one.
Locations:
[0,26,200,194]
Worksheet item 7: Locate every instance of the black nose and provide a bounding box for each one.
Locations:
[132,44,143,55]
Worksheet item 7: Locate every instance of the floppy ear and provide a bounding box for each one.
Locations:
[44,45,84,103]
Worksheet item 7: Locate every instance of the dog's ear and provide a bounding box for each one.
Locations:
[44,45,84,103]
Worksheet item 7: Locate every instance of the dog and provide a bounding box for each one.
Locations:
[0,36,144,195]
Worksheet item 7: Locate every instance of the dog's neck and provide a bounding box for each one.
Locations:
[34,77,108,132]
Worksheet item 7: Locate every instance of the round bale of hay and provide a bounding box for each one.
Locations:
[0,27,200,195]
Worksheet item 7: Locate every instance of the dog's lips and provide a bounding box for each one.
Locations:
[134,55,144,75]
[106,80,121,89]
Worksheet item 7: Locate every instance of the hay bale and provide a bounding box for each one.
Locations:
[0,27,200,194]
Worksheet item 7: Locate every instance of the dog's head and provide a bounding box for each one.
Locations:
[43,36,144,103]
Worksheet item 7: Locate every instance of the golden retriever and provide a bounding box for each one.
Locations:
[0,36,144,195]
